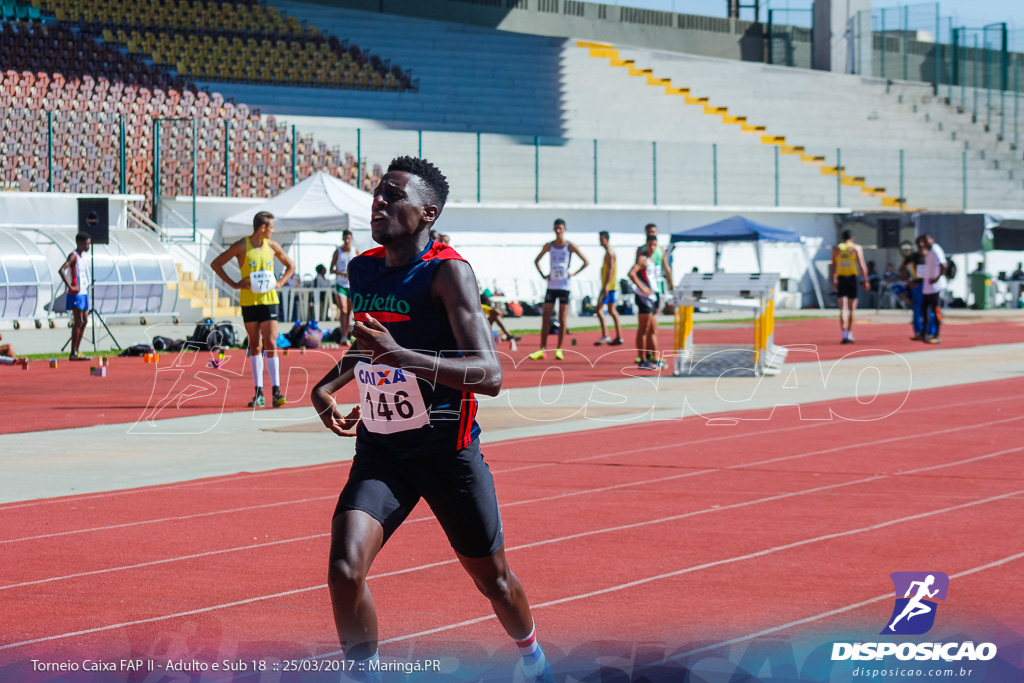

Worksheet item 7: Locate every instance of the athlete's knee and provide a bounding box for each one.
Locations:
[328,557,369,596]
[474,571,514,603]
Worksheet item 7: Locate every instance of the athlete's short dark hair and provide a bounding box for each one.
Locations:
[841,229,853,241]
[645,223,657,231]
[599,230,609,241]
[388,156,449,212]
[75,232,91,245]
[342,229,352,238]
[554,218,566,227]
[254,211,274,229]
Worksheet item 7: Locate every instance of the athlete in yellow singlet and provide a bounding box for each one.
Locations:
[594,230,623,345]
[830,229,869,344]
[211,211,296,407]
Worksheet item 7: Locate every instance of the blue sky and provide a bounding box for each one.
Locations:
[608,1,1024,32]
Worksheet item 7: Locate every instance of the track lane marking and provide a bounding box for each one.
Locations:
[3,455,1020,651]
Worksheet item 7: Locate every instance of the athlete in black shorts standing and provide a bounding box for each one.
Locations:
[211,212,295,407]
[311,157,552,683]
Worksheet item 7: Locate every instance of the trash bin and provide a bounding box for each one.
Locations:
[969,271,993,309]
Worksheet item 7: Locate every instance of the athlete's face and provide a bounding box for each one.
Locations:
[599,234,608,248]
[553,223,565,239]
[370,172,435,245]
[257,220,274,239]
[342,233,352,247]
[77,238,91,253]
[646,225,658,239]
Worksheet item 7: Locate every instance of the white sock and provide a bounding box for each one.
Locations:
[249,354,264,389]
[267,355,280,388]
[515,622,546,674]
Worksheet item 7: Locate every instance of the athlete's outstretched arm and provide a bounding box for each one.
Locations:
[310,347,368,436]
[350,260,502,396]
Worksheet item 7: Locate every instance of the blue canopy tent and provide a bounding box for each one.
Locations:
[670,216,824,308]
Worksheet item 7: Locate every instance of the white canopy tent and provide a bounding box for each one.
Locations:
[219,171,372,241]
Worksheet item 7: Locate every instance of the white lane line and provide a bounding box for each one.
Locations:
[4,460,1019,652]
[0,462,347,511]
[4,389,1018,510]
[6,436,1021,589]
[0,496,335,544]
[376,488,1024,646]
[667,549,1024,662]
[5,410,1018,545]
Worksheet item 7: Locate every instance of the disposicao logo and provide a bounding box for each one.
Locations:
[882,571,949,635]
[831,572,998,663]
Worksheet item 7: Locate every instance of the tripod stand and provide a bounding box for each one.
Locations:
[62,246,121,355]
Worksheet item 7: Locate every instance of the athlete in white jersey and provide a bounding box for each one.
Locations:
[59,232,92,361]
[330,229,360,344]
[529,219,588,360]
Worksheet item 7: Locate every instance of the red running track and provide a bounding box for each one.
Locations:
[1,317,1020,435]
[1,376,1022,680]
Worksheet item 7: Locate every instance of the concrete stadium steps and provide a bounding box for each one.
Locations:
[572,41,904,210]
[198,4,1020,210]
[172,263,241,320]
[577,43,1022,210]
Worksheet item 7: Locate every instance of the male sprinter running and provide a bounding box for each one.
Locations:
[830,229,869,344]
[211,211,295,407]
[59,232,92,361]
[311,157,552,683]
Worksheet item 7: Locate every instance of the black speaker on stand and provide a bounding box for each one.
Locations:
[65,198,121,353]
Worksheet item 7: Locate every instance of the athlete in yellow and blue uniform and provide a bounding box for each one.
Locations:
[831,229,870,343]
[211,211,296,407]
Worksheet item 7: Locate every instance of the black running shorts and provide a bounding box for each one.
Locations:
[334,438,503,558]
[636,293,660,315]
[543,288,570,305]
[836,275,859,300]
[241,304,280,324]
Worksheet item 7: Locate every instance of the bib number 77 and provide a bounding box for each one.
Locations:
[354,361,429,434]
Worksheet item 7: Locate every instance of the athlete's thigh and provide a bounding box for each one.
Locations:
[259,318,278,348]
[329,508,384,574]
[335,448,421,547]
[419,440,503,559]
[243,320,262,350]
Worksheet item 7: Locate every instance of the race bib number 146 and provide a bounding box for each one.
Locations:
[354,361,429,434]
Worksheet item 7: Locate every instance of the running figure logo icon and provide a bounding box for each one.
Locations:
[881,572,950,635]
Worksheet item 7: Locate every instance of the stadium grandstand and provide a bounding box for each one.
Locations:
[3,0,1024,323]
